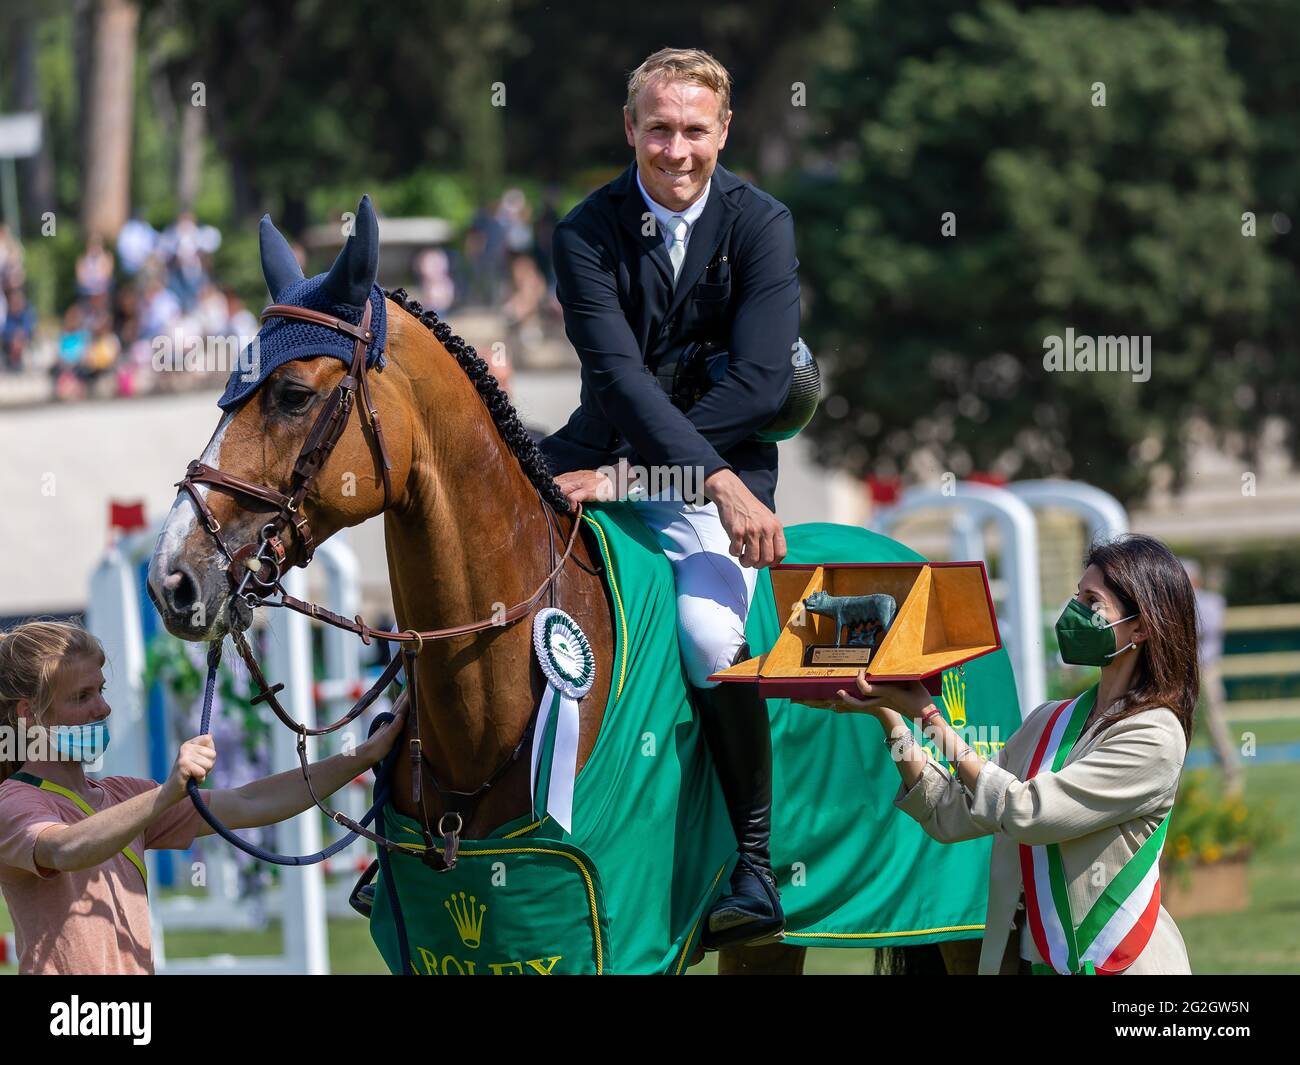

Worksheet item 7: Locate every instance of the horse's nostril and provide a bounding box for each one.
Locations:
[165,567,199,613]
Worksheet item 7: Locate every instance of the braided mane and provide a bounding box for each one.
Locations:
[384,287,572,514]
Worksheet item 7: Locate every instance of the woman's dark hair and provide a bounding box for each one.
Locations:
[1081,534,1198,745]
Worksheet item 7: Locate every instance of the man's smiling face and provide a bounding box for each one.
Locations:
[624,77,731,213]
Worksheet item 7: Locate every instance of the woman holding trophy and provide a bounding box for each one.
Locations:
[833,534,1196,975]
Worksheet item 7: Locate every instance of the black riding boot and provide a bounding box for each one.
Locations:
[692,643,784,949]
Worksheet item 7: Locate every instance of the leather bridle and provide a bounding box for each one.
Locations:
[177,301,391,586]
[173,298,587,870]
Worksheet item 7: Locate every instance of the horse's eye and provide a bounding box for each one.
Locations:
[278,387,315,414]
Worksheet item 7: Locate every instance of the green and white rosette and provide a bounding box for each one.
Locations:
[530,608,595,834]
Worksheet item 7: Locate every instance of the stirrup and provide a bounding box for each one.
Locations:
[702,913,787,951]
[702,855,785,950]
[348,859,380,918]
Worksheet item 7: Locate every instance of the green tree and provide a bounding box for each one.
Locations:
[790,1,1277,504]
[1197,0,1300,477]
[133,0,520,226]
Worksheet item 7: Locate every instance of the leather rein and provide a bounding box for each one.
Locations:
[174,299,586,870]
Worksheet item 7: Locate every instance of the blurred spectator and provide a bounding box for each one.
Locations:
[414,247,456,315]
[464,197,506,306]
[75,234,115,301]
[1184,558,1243,797]
[497,187,534,253]
[0,209,327,404]
[159,211,221,310]
[113,284,141,347]
[0,224,24,290]
[84,311,121,386]
[503,249,547,356]
[53,306,89,398]
[139,275,181,339]
[116,213,159,276]
[195,282,230,338]
[2,287,36,372]
[224,288,258,339]
[454,188,568,358]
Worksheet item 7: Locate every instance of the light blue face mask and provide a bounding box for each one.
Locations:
[48,721,111,763]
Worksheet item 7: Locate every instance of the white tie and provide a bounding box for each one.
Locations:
[666,215,688,283]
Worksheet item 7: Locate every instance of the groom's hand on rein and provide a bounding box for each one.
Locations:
[360,690,411,763]
[164,736,217,802]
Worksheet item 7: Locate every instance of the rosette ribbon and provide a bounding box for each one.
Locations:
[530,608,595,834]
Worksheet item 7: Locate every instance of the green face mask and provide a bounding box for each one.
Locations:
[1054,597,1137,666]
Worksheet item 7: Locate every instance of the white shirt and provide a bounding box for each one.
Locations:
[635,165,710,259]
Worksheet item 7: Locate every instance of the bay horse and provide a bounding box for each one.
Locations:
[145,195,809,973]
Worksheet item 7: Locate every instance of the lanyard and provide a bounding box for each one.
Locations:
[11,771,148,890]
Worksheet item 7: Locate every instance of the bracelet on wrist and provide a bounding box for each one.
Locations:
[885,730,916,761]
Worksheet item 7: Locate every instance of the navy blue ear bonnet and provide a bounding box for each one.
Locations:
[218,194,388,410]
[217,282,387,410]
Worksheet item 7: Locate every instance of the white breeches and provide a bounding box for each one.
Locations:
[628,498,758,689]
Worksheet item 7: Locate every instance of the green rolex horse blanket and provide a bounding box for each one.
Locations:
[368,504,1022,973]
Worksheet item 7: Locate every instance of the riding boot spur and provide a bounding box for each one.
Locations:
[691,641,784,949]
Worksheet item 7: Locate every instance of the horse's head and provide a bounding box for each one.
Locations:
[148,195,413,639]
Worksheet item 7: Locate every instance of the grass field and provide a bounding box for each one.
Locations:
[3,711,1295,975]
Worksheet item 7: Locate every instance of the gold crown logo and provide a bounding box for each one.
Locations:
[445,891,487,949]
[942,670,967,728]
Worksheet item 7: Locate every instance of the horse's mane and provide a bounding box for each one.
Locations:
[385,287,572,515]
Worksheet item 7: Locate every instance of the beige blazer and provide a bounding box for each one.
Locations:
[895,697,1192,975]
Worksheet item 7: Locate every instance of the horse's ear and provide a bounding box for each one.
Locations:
[259,214,305,301]
[321,194,379,308]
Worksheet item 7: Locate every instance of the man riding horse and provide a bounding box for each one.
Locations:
[541,47,800,949]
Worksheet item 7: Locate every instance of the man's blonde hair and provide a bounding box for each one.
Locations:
[625,47,732,125]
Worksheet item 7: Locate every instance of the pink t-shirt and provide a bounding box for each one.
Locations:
[0,774,205,975]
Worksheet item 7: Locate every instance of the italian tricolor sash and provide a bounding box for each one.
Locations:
[1018,686,1169,976]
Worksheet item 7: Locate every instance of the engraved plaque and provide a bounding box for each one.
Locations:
[805,645,873,667]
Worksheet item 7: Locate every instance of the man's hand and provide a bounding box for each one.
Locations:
[554,469,616,506]
[705,468,786,569]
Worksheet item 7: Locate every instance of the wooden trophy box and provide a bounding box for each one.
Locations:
[709,562,1003,700]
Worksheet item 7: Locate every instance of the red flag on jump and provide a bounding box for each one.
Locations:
[109,500,147,533]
